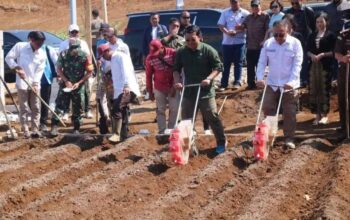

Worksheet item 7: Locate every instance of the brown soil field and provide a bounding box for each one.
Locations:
[0,87,350,219]
[1,0,350,219]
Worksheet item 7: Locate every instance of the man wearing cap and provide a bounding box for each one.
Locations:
[51,38,93,136]
[217,0,249,91]
[145,39,178,134]
[256,20,303,149]
[5,31,47,138]
[59,24,94,120]
[99,44,141,143]
[236,0,269,90]
[173,25,227,154]
[96,27,130,134]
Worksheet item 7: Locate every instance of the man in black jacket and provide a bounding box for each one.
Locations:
[285,0,315,87]
[142,12,168,60]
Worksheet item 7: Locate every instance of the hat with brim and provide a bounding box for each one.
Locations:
[68,24,80,32]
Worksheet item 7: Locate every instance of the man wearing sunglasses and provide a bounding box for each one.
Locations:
[256,20,303,149]
[173,25,227,154]
[161,18,185,49]
[178,11,191,37]
[217,0,249,91]
[236,0,270,90]
[285,0,315,87]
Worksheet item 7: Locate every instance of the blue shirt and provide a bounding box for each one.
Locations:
[217,7,250,45]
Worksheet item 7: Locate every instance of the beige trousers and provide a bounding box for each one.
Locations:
[154,89,180,133]
[17,89,41,132]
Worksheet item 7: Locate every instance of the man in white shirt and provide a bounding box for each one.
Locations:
[256,20,303,149]
[98,44,141,143]
[5,31,47,138]
[217,0,249,90]
[59,24,94,119]
[96,27,131,134]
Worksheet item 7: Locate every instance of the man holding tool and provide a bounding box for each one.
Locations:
[51,38,93,136]
[334,22,350,142]
[173,25,227,154]
[256,20,303,149]
[5,31,46,138]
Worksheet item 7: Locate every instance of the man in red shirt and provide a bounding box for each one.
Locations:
[145,39,179,134]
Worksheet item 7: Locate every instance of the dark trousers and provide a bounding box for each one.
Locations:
[40,84,51,125]
[337,65,349,132]
[221,44,245,88]
[182,96,226,146]
[246,49,261,88]
[52,86,85,130]
[300,53,310,84]
[112,92,136,140]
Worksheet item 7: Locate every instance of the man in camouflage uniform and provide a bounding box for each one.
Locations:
[51,38,93,135]
[334,22,350,141]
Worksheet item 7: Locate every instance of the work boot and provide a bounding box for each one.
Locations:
[109,118,122,143]
[51,125,58,137]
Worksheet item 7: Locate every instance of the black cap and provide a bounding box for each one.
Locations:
[251,0,260,6]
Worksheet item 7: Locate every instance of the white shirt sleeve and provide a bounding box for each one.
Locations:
[287,40,303,87]
[217,10,226,26]
[5,43,20,69]
[256,43,268,81]
[80,40,91,55]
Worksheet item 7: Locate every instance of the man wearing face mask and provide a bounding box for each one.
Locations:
[173,25,227,154]
[256,20,303,149]
[51,38,93,136]
[5,31,47,138]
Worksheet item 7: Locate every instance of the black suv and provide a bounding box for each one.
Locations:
[3,30,62,83]
[123,9,222,68]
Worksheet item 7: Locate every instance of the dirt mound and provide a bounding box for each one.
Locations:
[0,89,349,219]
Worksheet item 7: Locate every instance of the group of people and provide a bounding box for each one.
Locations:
[3,0,350,153]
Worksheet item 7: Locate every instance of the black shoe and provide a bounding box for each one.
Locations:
[246,85,257,90]
[31,131,43,138]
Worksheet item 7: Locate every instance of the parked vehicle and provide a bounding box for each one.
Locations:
[123,9,222,68]
[2,30,63,83]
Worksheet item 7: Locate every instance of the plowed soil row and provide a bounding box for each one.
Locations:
[0,90,349,219]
